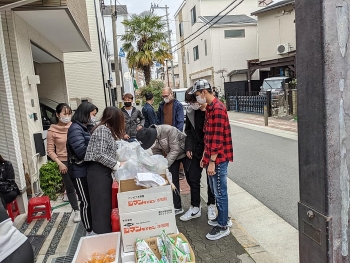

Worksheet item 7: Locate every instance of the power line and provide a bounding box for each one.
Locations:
[172,0,245,54]
[171,0,239,49]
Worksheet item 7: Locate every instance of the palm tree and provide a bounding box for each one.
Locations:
[121,13,172,86]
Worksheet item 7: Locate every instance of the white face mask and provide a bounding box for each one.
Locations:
[60,117,71,124]
[190,103,201,110]
[90,116,97,123]
[164,98,170,103]
[196,93,206,104]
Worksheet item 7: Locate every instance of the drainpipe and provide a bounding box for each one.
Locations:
[93,0,108,107]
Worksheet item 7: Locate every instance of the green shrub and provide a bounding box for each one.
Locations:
[139,80,164,110]
[39,161,63,200]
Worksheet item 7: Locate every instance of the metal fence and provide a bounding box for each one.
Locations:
[227,95,267,114]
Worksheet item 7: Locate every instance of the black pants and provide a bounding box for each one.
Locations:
[62,161,79,211]
[206,174,215,206]
[2,239,34,263]
[169,158,186,209]
[185,156,215,207]
[87,162,113,234]
[72,177,92,232]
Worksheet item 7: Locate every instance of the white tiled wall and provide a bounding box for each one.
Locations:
[64,0,111,116]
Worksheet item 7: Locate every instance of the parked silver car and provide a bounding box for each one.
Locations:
[259,77,291,97]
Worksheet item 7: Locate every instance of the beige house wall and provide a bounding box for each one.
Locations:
[176,0,260,88]
[0,11,68,211]
[36,62,68,103]
[256,7,296,61]
[64,0,111,115]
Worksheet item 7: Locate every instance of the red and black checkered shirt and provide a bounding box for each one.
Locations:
[203,98,233,167]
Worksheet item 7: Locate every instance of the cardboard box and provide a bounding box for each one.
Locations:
[120,206,177,253]
[72,232,121,263]
[118,175,173,213]
[134,233,196,263]
[121,245,135,263]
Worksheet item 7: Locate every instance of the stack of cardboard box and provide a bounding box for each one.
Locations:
[118,176,177,254]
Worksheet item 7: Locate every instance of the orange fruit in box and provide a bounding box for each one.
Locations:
[107,248,116,255]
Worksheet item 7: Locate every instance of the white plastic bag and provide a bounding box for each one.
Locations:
[151,155,169,174]
[117,141,139,162]
[116,160,150,182]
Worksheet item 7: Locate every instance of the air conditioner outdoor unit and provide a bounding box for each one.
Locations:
[277,43,290,55]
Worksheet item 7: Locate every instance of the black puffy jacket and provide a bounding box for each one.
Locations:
[67,122,91,178]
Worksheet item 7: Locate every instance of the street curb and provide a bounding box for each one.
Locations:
[229,120,298,141]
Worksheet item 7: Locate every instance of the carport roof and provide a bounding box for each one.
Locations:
[251,0,295,16]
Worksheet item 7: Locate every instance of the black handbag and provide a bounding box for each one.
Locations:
[0,162,20,195]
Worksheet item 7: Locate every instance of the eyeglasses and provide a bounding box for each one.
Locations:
[162,94,170,98]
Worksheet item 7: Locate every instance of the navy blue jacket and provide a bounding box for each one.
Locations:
[67,122,91,178]
[142,102,157,128]
[157,99,184,131]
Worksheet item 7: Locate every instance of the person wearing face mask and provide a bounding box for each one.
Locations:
[121,93,145,142]
[157,87,184,131]
[180,88,216,222]
[47,103,80,223]
[188,79,233,241]
[67,102,98,235]
[142,92,157,128]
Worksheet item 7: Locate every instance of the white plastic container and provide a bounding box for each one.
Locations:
[72,232,121,263]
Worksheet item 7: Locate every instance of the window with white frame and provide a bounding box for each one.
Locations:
[179,22,184,37]
[191,6,196,25]
[193,46,199,61]
[224,29,245,38]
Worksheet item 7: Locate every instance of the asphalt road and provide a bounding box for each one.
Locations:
[228,125,299,228]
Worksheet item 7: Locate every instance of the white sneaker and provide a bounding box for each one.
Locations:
[63,191,69,202]
[207,204,216,220]
[86,231,96,236]
[174,208,184,215]
[180,206,201,221]
[73,210,81,223]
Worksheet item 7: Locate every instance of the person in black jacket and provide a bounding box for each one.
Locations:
[142,92,157,128]
[0,155,20,208]
[67,102,98,235]
[121,93,145,142]
[179,88,216,222]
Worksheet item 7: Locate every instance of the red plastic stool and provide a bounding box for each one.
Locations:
[27,196,51,223]
[111,208,120,232]
[112,181,119,209]
[6,199,20,222]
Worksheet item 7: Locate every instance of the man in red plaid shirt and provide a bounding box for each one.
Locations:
[189,79,233,240]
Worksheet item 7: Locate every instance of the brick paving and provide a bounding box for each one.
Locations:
[227,111,298,133]
[235,116,297,133]
[176,193,249,263]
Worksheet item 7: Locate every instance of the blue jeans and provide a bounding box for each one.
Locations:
[208,161,229,227]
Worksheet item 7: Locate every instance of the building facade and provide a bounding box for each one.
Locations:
[0,0,90,210]
[64,0,113,112]
[174,0,262,92]
[248,0,296,87]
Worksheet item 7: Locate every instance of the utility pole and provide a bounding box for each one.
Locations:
[151,3,176,89]
[111,2,122,102]
[296,1,350,262]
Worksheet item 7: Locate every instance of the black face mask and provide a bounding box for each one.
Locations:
[124,102,132,107]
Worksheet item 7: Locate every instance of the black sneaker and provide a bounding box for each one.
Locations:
[208,217,233,227]
[206,225,230,240]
